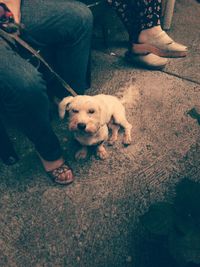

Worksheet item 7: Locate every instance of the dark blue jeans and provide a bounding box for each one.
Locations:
[0,0,93,161]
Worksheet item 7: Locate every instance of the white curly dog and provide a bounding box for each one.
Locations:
[58,94,132,160]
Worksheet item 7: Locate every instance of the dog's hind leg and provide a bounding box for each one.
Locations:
[107,122,120,145]
[112,111,132,146]
[122,122,132,146]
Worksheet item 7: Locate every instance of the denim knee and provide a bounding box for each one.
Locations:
[78,3,93,33]
[59,2,93,44]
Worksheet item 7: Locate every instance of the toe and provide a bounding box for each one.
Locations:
[48,163,74,185]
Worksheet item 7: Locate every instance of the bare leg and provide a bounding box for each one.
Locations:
[138,25,162,42]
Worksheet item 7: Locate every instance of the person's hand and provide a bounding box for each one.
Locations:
[0,0,21,23]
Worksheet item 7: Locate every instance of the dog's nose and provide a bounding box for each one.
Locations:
[77,123,86,130]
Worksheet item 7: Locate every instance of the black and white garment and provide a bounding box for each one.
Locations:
[107,0,162,43]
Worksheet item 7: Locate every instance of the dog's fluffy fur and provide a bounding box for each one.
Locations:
[59,94,132,160]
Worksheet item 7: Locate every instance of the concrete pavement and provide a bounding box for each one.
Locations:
[0,0,200,266]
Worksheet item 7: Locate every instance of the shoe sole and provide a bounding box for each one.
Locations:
[124,51,167,70]
[132,43,188,58]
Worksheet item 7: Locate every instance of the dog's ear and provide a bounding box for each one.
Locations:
[58,96,74,119]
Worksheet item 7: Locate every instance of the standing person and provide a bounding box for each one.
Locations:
[108,0,188,69]
[0,0,93,184]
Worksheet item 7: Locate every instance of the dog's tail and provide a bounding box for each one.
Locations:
[117,84,139,106]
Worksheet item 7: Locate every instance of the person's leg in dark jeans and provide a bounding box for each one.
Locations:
[0,1,93,184]
[21,0,93,96]
[0,40,73,184]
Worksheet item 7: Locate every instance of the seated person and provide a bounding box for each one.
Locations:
[108,0,187,69]
[0,0,93,184]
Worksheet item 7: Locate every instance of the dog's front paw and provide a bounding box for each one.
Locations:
[107,136,117,146]
[75,147,88,160]
[96,145,108,160]
[107,139,115,146]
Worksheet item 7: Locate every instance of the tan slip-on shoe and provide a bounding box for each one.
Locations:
[125,50,168,70]
[132,30,188,58]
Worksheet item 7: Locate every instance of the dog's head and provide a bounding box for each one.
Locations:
[59,95,103,135]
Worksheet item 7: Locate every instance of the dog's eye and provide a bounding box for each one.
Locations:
[88,109,95,114]
[72,109,79,113]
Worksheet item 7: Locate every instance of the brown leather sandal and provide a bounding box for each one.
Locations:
[47,162,74,185]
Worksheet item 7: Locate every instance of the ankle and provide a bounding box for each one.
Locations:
[39,156,64,172]
[138,25,162,43]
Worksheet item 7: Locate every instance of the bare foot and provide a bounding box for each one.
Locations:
[39,156,74,185]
